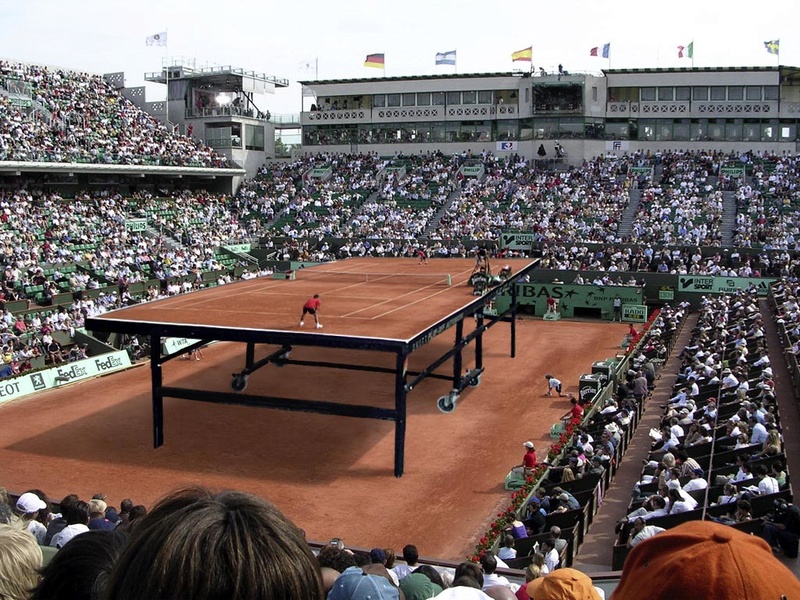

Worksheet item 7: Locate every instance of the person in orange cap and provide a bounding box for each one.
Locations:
[610,520,800,600]
[526,568,601,600]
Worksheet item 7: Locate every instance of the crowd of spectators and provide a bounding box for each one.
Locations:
[615,290,794,557]
[0,61,229,168]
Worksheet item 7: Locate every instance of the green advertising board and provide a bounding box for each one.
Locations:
[494,282,644,319]
[629,166,654,176]
[125,219,147,232]
[223,243,252,254]
[461,166,483,177]
[676,276,775,296]
[720,166,746,177]
[622,304,647,322]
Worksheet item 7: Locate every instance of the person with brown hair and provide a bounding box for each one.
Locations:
[102,487,325,600]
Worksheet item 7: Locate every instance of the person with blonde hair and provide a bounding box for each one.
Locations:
[0,524,42,600]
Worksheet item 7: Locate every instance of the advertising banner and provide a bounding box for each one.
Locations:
[0,350,133,405]
[622,304,647,322]
[500,232,537,250]
[676,276,775,295]
[162,337,200,355]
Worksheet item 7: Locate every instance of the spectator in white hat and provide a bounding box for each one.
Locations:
[15,491,47,544]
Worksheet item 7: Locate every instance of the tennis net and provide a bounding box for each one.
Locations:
[291,270,452,286]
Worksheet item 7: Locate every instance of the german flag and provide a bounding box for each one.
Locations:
[511,47,532,62]
[364,53,385,68]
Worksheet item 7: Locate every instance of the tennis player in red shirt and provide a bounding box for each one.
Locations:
[300,294,322,329]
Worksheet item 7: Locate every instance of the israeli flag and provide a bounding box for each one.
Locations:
[435,50,457,66]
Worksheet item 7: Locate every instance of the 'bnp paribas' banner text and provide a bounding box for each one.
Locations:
[677,276,775,295]
[500,232,537,250]
[0,350,132,406]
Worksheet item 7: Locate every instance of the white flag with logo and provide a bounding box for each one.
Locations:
[146,32,167,47]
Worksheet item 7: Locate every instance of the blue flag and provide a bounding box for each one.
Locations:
[602,43,610,59]
[435,50,457,66]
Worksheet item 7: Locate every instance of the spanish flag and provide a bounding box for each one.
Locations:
[511,47,532,62]
[364,53,385,68]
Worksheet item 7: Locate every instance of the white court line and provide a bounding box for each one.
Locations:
[137,268,476,323]
[342,267,475,319]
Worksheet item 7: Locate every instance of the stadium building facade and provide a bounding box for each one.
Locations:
[299,66,800,160]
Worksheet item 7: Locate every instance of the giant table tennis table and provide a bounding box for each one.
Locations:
[86,257,539,476]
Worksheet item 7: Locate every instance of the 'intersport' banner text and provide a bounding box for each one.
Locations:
[677,276,775,295]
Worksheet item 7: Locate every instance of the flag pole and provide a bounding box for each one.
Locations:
[315,56,319,80]
[164,27,170,126]
[455,48,458,75]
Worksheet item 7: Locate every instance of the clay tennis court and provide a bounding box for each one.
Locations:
[0,258,629,560]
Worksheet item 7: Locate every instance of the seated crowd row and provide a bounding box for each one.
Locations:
[612,291,798,562]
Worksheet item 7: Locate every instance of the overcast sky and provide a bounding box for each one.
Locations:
[1,0,797,116]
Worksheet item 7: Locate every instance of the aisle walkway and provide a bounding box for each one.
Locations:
[572,312,698,572]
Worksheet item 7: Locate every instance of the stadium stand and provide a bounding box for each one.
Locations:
[6,64,800,593]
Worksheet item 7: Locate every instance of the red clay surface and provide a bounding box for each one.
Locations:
[0,259,629,561]
[92,257,536,341]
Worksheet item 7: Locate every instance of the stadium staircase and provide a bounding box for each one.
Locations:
[616,188,642,241]
[719,191,738,247]
[422,187,461,237]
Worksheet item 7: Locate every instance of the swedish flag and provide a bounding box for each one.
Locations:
[764,39,780,55]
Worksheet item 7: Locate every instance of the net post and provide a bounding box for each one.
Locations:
[446,274,451,286]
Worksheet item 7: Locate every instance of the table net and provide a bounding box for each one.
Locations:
[291,270,452,286]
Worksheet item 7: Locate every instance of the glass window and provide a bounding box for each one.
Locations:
[658,87,674,101]
[475,121,491,141]
[708,119,725,141]
[656,121,672,141]
[693,87,709,101]
[728,86,744,101]
[478,90,493,104]
[497,120,518,140]
[387,94,400,107]
[710,86,726,101]
[584,119,604,139]
[431,122,446,142]
[244,124,264,151]
[373,94,386,108]
[402,93,416,107]
[558,118,583,139]
[726,121,742,141]
[762,119,778,141]
[533,118,557,139]
[640,87,656,101]
[605,120,630,140]
[743,120,759,141]
[519,118,533,141]
[445,122,460,142]
[675,87,690,101]
[673,119,690,141]
[592,87,598,102]
[746,86,761,101]
[638,119,656,141]
[765,86,780,100]
[691,119,708,141]
[779,124,796,141]
[417,92,431,106]
[462,91,476,105]
[432,92,445,106]
[446,91,461,105]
